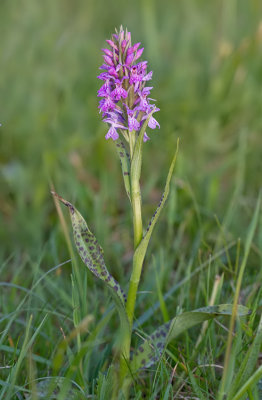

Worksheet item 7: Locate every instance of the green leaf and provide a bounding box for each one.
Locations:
[115,139,131,202]
[133,140,179,267]
[131,304,250,372]
[51,193,130,337]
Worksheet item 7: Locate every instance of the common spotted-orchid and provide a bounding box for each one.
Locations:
[52,26,250,398]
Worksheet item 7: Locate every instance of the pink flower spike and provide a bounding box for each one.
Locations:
[98,27,159,144]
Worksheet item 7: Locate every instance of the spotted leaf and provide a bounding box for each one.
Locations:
[131,304,250,372]
[52,192,130,336]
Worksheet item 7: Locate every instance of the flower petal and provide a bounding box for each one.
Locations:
[143,132,150,142]
[105,126,119,141]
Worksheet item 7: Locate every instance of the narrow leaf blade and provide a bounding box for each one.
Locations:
[134,140,179,264]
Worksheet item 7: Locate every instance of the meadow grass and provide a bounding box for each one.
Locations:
[0,0,262,398]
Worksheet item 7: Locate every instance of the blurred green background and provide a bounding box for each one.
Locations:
[1,0,262,267]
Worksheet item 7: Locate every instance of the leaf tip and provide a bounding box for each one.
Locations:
[51,191,74,213]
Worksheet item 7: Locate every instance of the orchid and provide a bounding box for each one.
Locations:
[52,26,251,399]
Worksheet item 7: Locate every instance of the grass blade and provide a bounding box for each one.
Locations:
[1,315,48,400]
[228,313,262,399]
[231,365,262,400]
[218,192,261,399]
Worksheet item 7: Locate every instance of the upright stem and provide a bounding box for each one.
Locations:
[127,133,143,323]
[125,170,143,325]
[131,179,143,249]
[129,129,136,160]
[118,134,144,395]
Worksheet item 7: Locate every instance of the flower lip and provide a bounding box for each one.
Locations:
[105,125,119,140]
[128,115,140,131]
[148,116,160,129]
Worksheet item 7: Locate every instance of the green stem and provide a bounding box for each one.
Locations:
[118,131,144,396]
[126,252,143,325]
[127,132,143,322]
[119,234,144,396]
[131,180,143,248]
[129,129,136,159]
[118,114,155,394]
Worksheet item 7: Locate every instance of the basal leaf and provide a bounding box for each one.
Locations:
[133,140,179,267]
[52,192,130,336]
[131,304,250,372]
[115,138,131,202]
